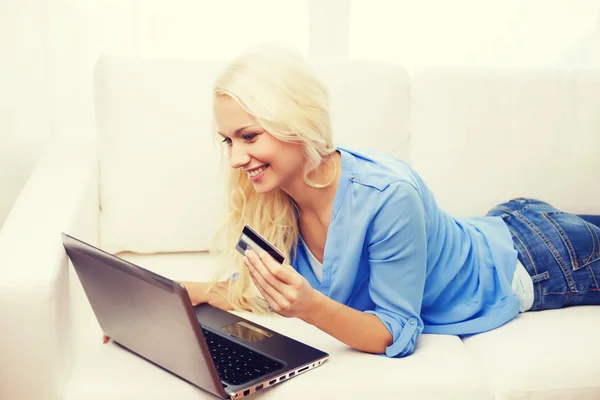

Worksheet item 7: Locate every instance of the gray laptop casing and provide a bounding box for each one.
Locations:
[62,233,328,399]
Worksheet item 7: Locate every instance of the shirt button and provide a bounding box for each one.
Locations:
[349,175,355,180]
[410,320,415,325]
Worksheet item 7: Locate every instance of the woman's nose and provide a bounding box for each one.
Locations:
[229,144,251,169]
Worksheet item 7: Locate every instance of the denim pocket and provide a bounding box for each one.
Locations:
[543,211,600,271]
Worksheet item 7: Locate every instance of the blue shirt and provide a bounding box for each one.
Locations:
[291,147,521,358]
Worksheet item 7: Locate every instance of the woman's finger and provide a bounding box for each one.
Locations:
[257,251,294,284]
[249,270,280,311]
[245,250,288,292]
[102,335,111,344]
[255,251,305,300]
[246,258,288,310]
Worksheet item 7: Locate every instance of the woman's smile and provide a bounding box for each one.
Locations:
[247,164,270,181]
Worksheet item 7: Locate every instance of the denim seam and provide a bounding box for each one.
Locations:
[542,212,580,270]
[584,222,598,265]
[531,271,550,283]
[513,212,577,295]
[584,223,600,289]
[579,257,600,290]
[495,206,517,215]
[508,227,539,274]
[506,224,543,311]
[582,256,600,290]
[494,203,550,216]
[519,204,552,213]
[543,213,600,290]
[542,214,599,268]
[544,290,599,295]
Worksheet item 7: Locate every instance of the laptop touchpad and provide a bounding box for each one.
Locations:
[221,322,273,343]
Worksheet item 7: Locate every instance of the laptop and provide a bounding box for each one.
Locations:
[62,233,329,399]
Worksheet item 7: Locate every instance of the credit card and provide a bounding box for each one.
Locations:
[235,225,285,264]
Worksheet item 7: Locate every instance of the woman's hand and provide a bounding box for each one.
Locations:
[180,280,234,310]
[244,249,316,320]
[245,252,393,353]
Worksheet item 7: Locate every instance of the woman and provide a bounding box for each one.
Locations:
[177,45,600,358]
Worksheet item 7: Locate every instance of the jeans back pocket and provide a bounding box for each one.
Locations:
[542,211,600,271]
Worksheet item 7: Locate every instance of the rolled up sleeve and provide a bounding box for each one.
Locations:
[364,181,427,358]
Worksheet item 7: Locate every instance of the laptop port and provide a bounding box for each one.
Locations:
[298,366,309,373]
[255,384,263,391]
[243,389,250,396]
[269,379,277,385]
[280,376,286,381]
[289,371,296,377]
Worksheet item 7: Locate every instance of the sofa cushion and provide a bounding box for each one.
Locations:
[410,67,600,217]
[95,57,410,255]
[65,251,491,400]
[462,306,600,400]
[95,57,226,255]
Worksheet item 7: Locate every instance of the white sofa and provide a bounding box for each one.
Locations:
[1,56,600,400]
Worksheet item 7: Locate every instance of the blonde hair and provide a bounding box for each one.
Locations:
[210,43,335,313]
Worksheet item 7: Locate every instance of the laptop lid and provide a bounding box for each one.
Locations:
[61,233,229,399]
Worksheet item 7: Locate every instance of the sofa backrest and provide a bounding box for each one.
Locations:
[410,67,600,217]
[95,56,600,254]
[95,57,410,254]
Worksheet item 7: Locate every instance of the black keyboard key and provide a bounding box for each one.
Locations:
[202,328,283,386]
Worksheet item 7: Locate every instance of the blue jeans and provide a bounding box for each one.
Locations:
[486,197,600,311]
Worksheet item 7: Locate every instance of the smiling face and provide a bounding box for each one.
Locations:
[214,95,306,194]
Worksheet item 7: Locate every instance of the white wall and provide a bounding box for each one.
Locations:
[2,0,600,230]
[44,0,138,140]
[0,0,310,230]
[0,0,51,229]
[350,0,600,73]
[0,0,139,229]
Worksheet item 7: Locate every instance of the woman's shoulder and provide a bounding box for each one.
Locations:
[338,146,421,193]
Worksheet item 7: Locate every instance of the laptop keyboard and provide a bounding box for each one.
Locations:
[202,328,284,386]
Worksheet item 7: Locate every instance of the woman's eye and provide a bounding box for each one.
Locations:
[241,133,258,141]
[221,137,232,146]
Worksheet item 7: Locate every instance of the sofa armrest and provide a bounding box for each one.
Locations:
[0,134,99,400]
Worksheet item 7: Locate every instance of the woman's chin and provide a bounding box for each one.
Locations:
[251,182,277,194]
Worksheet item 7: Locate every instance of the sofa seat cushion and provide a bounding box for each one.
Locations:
[64,251,491,400]
[462,306,600,400]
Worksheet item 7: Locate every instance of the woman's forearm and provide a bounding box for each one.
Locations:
[240,250,393,353]
[301,290,392,354]
[181,281,230,306]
